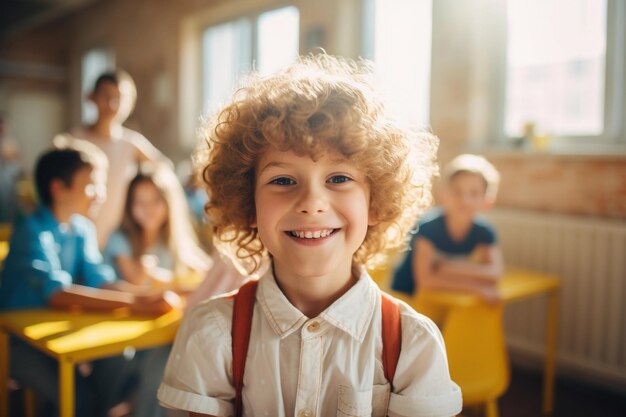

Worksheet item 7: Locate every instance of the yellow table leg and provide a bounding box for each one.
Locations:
[0,331,8,417]
[24,388,35,417]
[543,291,559,415]
[59,357,74,417]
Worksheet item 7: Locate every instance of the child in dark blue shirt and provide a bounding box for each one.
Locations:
[391,154,503,302]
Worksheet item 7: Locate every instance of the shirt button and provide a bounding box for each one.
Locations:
[298,408,314,417]
[307,321,320,332]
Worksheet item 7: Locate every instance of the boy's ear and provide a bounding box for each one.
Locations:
[483,197,496,210]
[49,178,65,201]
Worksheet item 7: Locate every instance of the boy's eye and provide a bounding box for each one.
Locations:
[327,175,352,184]
[269,177,296,186]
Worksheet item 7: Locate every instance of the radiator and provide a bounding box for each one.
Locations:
[486,208,626,388]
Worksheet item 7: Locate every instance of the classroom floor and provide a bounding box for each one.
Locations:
[498,366,626,417]
[9,366,626,417]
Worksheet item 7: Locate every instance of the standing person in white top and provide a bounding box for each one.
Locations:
[58,69,170,249]
[158,54,462,417]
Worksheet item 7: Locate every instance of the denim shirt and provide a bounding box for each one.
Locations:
[0,207,115,310]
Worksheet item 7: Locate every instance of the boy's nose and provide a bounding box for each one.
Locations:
[296,185,328,214]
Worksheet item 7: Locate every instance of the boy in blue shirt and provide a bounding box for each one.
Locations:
[391,154,504,302]
[0,144,177,416]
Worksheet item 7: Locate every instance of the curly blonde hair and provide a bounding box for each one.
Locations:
[198,54,438,273]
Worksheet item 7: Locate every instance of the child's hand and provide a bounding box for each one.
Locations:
[478,285,501,305]
[131,290,182,315]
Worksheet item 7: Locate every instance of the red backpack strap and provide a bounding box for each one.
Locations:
[380,290,402,390]
[230,279,259,417]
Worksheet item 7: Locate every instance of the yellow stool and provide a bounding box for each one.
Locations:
[443,303,510,417]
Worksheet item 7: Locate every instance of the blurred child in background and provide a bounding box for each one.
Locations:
[104,163,212,417]
[0,143,177,417]
[105,163,212,291]
[60,69,170,248]
[391,154,503,303]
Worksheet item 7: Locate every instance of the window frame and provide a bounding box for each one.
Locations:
[361,0,434,127]
[200,4,300,115]
[178,0,299,151]
[499,0,626,148]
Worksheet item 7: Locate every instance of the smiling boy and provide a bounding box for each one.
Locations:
[158,55,462,417]
[253,148,373,318]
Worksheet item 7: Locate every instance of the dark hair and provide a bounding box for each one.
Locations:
[35,148,95,206]
[93,72,119,92]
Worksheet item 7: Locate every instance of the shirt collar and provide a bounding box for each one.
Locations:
[37,206,60,228]
[36,206,82,234]
[257,266,378,342]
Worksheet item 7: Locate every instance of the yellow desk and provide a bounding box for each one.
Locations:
[386,267,560,415]
[0,308,182,417]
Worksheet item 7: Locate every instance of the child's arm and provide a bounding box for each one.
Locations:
[158,298,234,415]
[48,284,178,315]
[114,254,174,288]
[436,243,504,282]
[114,254,158,286]
[388,310,463,416]
[413,238,502,301]
[13,216,177,315]
[131,132,173,166]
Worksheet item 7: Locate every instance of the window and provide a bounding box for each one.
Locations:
[257,7,300,75]
[202,19,251,115]
[365,0,433,127]
[505,0,608,138]
[202,6,299,115]
[81,47,115,124]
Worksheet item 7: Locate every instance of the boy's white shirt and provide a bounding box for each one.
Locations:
[158,267,462,417]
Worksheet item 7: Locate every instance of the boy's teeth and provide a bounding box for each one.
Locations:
[290,229,334,239]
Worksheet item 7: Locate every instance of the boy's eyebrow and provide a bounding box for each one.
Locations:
[330,158,350,166]
[258,161,294,174]
[259,158,353,174]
